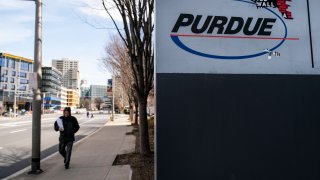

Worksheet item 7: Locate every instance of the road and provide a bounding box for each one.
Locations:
[0,112,108,179]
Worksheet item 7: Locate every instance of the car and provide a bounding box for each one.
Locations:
[2,112,19,117]
[124,106,130,114]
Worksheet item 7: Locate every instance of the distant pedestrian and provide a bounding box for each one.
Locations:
[91,112,94,118]
[54,107,80,169]
[87,111,89,118]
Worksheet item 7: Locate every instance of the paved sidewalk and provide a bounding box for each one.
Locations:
[8,114,135,180]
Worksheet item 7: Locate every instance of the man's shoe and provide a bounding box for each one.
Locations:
[65,163,69,169]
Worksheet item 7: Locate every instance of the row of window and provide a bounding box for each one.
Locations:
[41,85,61,91]
[1,77,28,84]
[0,84,27,91]
[43,75,61,81]
[43,69,62,77]
[1,70,28,78]
[42,79,62,86]
[0,57,33,71]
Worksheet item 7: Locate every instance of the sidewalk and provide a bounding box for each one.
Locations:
[9,114,135,180]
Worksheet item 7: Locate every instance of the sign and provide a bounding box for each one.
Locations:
[107,79,112,92]
[156,0,320,74]
[28,72,38,90]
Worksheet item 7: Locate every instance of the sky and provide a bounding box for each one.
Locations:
[0,0,123,86]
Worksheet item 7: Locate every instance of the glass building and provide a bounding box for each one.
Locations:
[41,66,62,110]
[90,85,108,101]
[0,53,33,112]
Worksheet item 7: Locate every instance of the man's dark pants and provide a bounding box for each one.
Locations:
[59,141,73,165]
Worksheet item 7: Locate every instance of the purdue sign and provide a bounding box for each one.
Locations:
[156,0,320,73]
[156,0,320,180]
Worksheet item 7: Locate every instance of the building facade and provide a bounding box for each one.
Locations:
[90,85,108,101]
[67,89,79,108]
[106,76,125,111]
[0,53,33,112]
[80,79,90,98]
[52,59,79,90]
[41,66,62,109]
[60,86,68,109]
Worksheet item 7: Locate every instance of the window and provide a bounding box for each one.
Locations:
[9,59,15,68]
[2,84,7,90]
[10,77,14,83]
[0,57,8,67]
[19,72,27,78]
[18,86,26,91]
[21,61,29,71]
[1,69,8,76]
[10,84,15,90]
[11,71,16,76]
[29,64,33,72]
[20,79,28,84]
[1,77,8,82]
[0,58,5,66]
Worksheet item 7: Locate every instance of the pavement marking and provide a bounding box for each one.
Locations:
[79,117,102,125]
[0,118,57,129]
[10,129,27,134]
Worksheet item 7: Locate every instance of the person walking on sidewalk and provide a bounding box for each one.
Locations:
[54,107,80,169]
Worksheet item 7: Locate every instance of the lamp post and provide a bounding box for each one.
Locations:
[29,0,43,174]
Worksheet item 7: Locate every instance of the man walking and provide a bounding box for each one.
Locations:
[54,107,80,169]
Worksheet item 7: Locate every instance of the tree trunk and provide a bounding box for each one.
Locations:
[138,96,151,155]
[134,102,139,125]
[129,103,134,123]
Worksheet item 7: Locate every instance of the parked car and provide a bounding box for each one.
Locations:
[2,112,19,117]
[124,106,130,114]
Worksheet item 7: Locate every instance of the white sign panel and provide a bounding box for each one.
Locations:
[156,0,320,74]
[28,72,38,91]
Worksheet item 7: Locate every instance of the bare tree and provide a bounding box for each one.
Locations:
[83,97,90,111]
[94,97,104,110]
[79,97,90,110]
[103,36,138,123]
[102,0,154,155]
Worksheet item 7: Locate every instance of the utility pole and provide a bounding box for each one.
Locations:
[111,75,115,121]
[29,0,43,174]
[42,92,45,114]
[13,59,21,118]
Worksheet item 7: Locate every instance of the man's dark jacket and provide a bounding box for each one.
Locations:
[54,116,80,143]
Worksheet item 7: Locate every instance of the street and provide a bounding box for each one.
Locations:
[0,112,108,179]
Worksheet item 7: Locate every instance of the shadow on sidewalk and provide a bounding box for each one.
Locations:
[0,135,86,179]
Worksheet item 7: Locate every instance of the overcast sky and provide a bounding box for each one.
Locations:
[0,0,123,85]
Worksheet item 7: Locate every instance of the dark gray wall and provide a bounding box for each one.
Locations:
[156,74,320,180]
